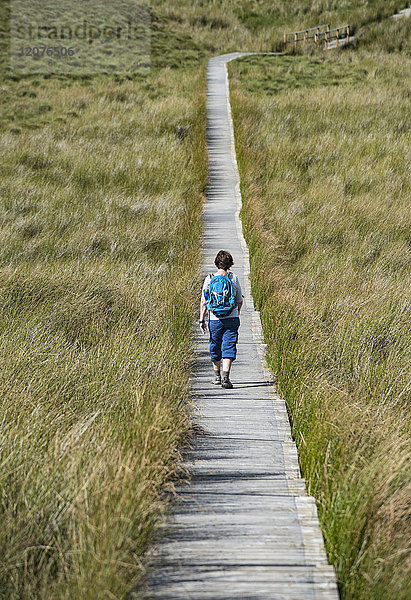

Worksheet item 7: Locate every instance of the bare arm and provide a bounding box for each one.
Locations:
[199,295,207,321]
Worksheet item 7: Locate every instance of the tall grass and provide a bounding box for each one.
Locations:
[0,61,207,598]
[229,51,410,599]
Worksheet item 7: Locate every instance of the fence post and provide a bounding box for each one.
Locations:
[336,27,339,47]
[324,29,328,50]
[283,32,286,45]
[304,30,308,43]
[346,25,350,41]
[294,32,297,49]
[315,26,319,44]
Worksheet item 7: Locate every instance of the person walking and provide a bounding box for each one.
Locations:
[199,250,243,389]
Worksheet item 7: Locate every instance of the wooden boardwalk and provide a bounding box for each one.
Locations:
[140,53,339,599]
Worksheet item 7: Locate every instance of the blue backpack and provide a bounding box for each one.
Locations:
[204,272,236,318]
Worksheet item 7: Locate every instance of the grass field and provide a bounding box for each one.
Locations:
[0,71,207,598]
[229,48,410,600]
[0,1,208,593]
[0,0,410,597]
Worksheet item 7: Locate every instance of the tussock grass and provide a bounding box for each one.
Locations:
[229,51,410,599]
[0,60,207,598]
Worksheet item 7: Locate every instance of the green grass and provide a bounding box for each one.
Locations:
[229,50,410,600]
[0,13,208,594]
[231,54,368,94]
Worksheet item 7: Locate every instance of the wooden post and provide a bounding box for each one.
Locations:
[346,25,350,41]
[315,26,319,44]
[324,29,328,50]
[304,30,308,43]
[336,27,339,47]
[283,32,286,45]
[294,32,297,49]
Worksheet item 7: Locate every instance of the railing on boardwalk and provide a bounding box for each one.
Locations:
[283,25,350,50]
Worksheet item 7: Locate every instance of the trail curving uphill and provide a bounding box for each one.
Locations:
[141,53,339,599]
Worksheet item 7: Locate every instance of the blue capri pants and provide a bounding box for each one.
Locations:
[208,317,240,362]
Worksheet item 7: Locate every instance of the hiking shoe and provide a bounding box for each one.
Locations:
[212,373,221,385]
[221,376,233,389]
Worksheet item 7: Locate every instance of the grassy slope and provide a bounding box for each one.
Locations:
[0,0,409,597]
[228,45,410,600]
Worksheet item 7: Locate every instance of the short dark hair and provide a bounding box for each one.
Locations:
[215,250,234,270]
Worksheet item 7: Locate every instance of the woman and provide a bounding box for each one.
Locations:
[199,250,243,389]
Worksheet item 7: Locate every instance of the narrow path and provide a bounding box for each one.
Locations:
[327,36,354,49]
[392,6,411,19]
[141,53,339,599]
